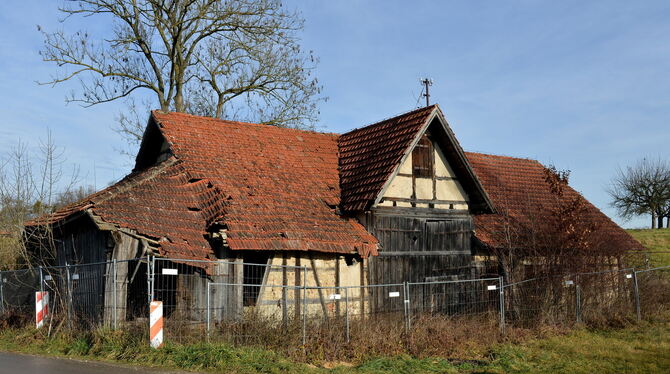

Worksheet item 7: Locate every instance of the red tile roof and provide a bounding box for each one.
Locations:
[31,106,641,261]
[29,158,226,260]
[465,152,645,252]
[152,111,378,257]
[338,106,437,211]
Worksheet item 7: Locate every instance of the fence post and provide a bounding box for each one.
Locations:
[404,281,411,330]
[282,282,288,329]
[575,284,582,323]
[498,276,505,332]
[39,266,44,296]
[345,287,350,343]
[146,255,153,305]
[302,266,307,346]
[112,259,118,329]
[632,270,641,321]
[0,272,4,314]
[206,282,211,334]
[66,263,73,329]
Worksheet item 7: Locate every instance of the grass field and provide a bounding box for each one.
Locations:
[628,229,670,266]
[1,318,669,373]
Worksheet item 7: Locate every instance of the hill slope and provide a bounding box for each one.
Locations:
[628,229,670,266]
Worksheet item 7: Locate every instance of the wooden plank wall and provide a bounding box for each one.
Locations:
[368,209,478,313]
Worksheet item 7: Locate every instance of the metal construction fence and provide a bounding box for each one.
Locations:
[1,256,669,347]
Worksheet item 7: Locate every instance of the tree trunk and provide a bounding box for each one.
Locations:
[666,216,670,229]
[658,214,664,230]
[159,94,169,112]
[652,212,657,229]
[174,88,184,112]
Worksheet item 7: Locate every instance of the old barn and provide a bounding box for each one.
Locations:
[24,104,644,322]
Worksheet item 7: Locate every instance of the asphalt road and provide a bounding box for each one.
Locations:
[0,352,195,374]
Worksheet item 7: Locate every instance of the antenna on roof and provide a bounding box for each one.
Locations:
[420,78,433,107]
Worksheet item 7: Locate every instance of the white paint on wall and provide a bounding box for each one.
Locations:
[398,154,412,174]
[385,175,413,198]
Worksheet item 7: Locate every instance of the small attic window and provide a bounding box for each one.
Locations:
[412,135,433,178]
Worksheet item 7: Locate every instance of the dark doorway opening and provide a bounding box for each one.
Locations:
[242,252,271,306]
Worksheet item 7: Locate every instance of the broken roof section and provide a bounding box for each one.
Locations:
[147,111,378,257]
[28,157,226,260]
[338,105,493,213]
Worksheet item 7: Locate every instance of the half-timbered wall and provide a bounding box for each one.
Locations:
[378,133,469,210]
[367,128,479,287]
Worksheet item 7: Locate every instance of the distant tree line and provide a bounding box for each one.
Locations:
[609,158,670,229]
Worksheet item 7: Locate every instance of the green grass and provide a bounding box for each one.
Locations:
[628,229,670,266]
[1,319,669,373]
[486,320,670,374]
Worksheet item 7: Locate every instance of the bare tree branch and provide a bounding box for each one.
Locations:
[608,158,670,229]
[41,0,323,154]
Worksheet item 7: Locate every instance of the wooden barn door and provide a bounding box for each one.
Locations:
[367,211,474,314]
[424,220,471,253]
[368,212,474,285]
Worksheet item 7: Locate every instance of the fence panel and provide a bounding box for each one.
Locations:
[41,265,68,326]
[206,283,304,347]
[635,266,670,319]
[346,284,407,343]
[150,257,308,344]
[577,269,636,323]
[408,278,501,323]
[2,255,670,355]
[0,268,40,315]
[504,276,577,327]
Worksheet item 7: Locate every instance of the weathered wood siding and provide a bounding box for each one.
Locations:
[55,215,111,266]
[367,208,478,314]
[42,216,145,326]
[368,208,476,285]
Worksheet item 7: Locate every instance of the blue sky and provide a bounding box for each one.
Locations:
[1,1,669,228]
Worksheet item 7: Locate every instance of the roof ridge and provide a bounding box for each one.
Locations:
[151,110,339,137]
[340,105,437,138]
[465,150,543,164]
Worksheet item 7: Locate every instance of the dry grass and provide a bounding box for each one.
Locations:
[1,312,669,373]
[189,311,566,364]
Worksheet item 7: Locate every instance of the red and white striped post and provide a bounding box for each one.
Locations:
[35,291,49,328]
[149,301,163,349]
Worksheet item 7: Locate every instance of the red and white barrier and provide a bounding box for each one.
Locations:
[35,291,49,328]
[150,301,163,349]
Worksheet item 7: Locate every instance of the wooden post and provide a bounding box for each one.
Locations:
[575,284,582,323]
[632,270,641,321]
[335,256,341,317]
[309,254,329,318]
[281,253,288,326]
[294,254,301,321]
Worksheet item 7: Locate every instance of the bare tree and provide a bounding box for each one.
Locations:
[660,202,670,229]
[54,185,97,208]
[40,0,322,146]
[0,131,80,269]
[608,158,670,229]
